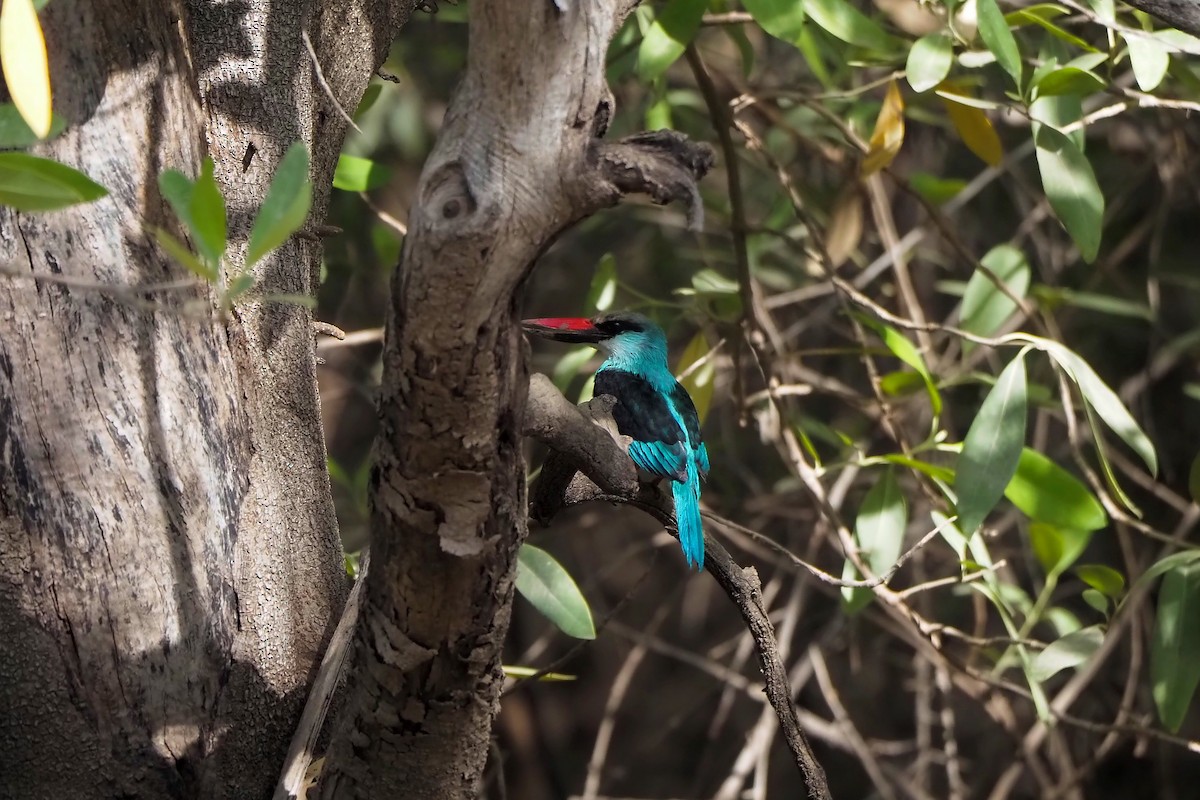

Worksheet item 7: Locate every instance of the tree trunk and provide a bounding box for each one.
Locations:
[317,1,711,797]
[0,2,413,797]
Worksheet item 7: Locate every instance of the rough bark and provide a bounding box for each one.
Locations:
[1120,0,1200,37]
[0,2,412,797]
[316,1,711,797]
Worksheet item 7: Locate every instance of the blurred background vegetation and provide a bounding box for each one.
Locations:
[316,1,1200,797]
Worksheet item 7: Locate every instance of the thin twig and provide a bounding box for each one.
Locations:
[301,30,362,135]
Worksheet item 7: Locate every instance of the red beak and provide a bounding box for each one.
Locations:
[521,317,607,344]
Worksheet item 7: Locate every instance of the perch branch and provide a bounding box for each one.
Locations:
[524,373,831,800]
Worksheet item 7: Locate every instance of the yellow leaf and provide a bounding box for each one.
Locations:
[938,84,1003,167]
[0,0,52,138]
[675,330,715,425]
[861,80,905,176]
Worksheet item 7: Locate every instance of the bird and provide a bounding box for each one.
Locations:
[522,311,710,569]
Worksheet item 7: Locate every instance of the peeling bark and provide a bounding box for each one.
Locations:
[317,2,711,798]
[0,2,414,797]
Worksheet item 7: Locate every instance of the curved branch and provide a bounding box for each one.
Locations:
[524,374,832,800]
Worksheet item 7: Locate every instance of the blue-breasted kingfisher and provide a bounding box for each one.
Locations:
[522,312,710,569]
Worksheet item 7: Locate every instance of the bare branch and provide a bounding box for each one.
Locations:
[524,377,832,800]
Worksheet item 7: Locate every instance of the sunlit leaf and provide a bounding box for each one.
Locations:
[0,0,51,138]
[1034,125,1103,262]
[939,87,1004,166]
[1073,565,1124,601]
[976,0,1023,88]
[247,142,313,268]
[1031,625,1104,682]
[332,154,392,192]
[956,352,1027,533]
[862,80,905,175]
[803,0,900,52]
[637,0,707,81]
[1019,335,1158,476]
[1125,32,1170,92]
[191,159,227,268]
[516,544,596,640]
[907,32,954,93]
[500,665,577,682]
[1006,448,1107,531]
[842,467,908,612]
[0,151,108,211]
[743,0,806,45]
[676,330,715,425]
[960,244,1031,352]
[1152,561,1200,731]
[551,346,596,392]
[1007,6,1098,52]
[1082,588,1109,616]
[859,317,942,415]
[586,253,618,312]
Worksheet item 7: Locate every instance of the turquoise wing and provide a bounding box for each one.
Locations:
[628,439,688,483]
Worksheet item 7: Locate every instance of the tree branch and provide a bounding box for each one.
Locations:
[524,374,832,800]
[1119,0,1200,37]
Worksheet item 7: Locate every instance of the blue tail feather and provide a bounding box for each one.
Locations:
[672,459,704,569]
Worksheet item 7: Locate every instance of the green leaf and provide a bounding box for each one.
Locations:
[0,103,65,148]
[803,0,900,53]
[690,268,739,295]
[247,142,312,268]
[354,83,383,118]
[153,227,216,282]
[1081,588,1109,616]
[1035,286,1152,320]
[1125,33,1170,92]
[190,158,227,267]
[516,544,596,640]
[1007,6,1098,52]
[1034,125,1103,262]
[1152,561,1200,731]
[1020,335,1158,476]
[224,272,256,300]
[878,453,955,483]
[907,32,954,93]
[842,467,908,612]
[586,253,618,312]
[676,331,715,425]
[859,317,941,415]
[551,346,596,392]
[956,353,1027,533]
[960,244,1031,351]
[1006,448,1107,531]
[743,0,806,45]
[1033,66,1105,97]
[1132,550,1200,594]
[332,154,392,192]
[637,0,707,81]
[1030,624,1104,682]
[909,172,966,205]
[1029,522,1092,576]
[500,665,577,682]
[976,0,1023,88]
[1074,563,1125,597]
[0,152,108,211]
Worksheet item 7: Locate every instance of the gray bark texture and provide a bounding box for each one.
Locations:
[315,2,711,798]
[1122,0,1200,37]
[0,1,413,797]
